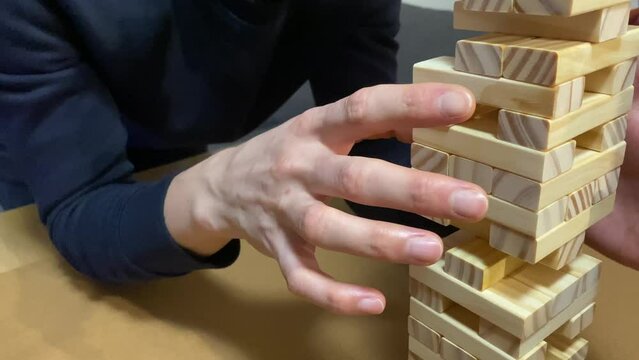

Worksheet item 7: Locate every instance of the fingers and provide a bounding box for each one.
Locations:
[289,201,443,265]
[305,83,475,145]
[275,238,386,315]
[306,155,488,222]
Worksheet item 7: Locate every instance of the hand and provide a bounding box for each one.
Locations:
[164,83,487,315]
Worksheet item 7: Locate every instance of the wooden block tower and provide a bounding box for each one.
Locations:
[408,2,639,359]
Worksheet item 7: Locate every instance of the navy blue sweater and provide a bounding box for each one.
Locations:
[0,0,418,282]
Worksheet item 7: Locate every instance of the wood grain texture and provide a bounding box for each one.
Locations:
[575,115,628,152]
[491,142,626,211]
[498,87,633,151]
[412,143,450,175]
[540,232,585,270]
[413,56,584,118]
[586,58,637,95]
[440,338,477,360]
[414,112,577,182]
[409,316,442,354]
[593,168,621,203]
[566,183,596,221]
[514,0,628,17]
[487,195,567,237]
[409,336,442,360]
[443,237,524,291]
[546,335,589,360]
[450,156,494,194]
[455,34,532,77]
[502,27,639,86]
[454,2,630,43]
[490,195,616,263]
[554,303,596,340]
[463,0,513,12]
[410,278,453,313]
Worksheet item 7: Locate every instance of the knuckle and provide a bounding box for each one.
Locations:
[337,162,367,197]
[409,176,435,212]
[300,203,327,243]
[345,88,371,125]
[271,153,304,180]
[285,271,306,297]
[324,291,346,314]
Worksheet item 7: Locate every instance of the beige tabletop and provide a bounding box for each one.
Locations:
[0,159,637,359]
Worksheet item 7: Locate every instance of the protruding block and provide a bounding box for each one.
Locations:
[410,278,453,313]
[514,0,628,17]
[441,338,477,360]
[414,113,577,182]
[575,115,628,152]
[554,303,596,340]
[409,316,442,353]
[492,142,626,211]
[565,183,595,221]
[413,56,584,118]
[450,156,494,194]
[425,217,452,227]
[540,232,585,270]
[409,336,443,360]
[488,195,568,237]
[546,335,589,360]
[455,34,532,77]
[502,27,639,86]
[412,143,450,175]
[444,237,524,291]
[593,168,621,203]
[454,2,630,43]
[450,218,491,240]
[498,87,633,151]
[586,58,637,95]
[463,0,513,12]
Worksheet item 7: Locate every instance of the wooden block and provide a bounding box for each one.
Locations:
[412,143,450,175]
[546,335,589,360]
[487,195,567,237]
[490,194,616,263]
[503,27,639,86]
[514,0,628,17]
[463,0,513,12]
[592,168,621,203]
[455,34,533,77]
[450,156,494,194]
[444,237,524,291]
[498,87,633,151]
[425,217,452,227]
[565,183,595,221]
[586,58,637,95]
[409,336,443,360]
[414,114,577,182]
[539,232,585,270]
[442,230,477,251]
[575,115,628,152]
[410,252,600,339]
[554,303,596,340]
[450,218,491,240]
[492,142,626,211]
[409,316,442,353]
[440,337,477,360]
[410,277,453,313]
[413,56,585,118]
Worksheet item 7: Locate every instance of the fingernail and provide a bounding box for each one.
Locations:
[407,237,443,263]
[450,189,488,219]
[438,91,473,119]
[357,298,385,314]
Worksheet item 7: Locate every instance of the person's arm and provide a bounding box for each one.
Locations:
[0,1,239,283]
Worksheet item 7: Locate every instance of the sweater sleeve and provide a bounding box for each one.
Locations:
[0,0,239,282]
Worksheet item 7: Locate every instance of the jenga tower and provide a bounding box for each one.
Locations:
[408,2,639,360]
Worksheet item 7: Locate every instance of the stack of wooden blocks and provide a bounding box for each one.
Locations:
[408,1,639,359]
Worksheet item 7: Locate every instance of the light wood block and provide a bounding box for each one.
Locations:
[414,114,577,182]
[412,143,450,175]
[546,335,589,360]
[490,195,616,263]
[586,58,637,95]
[514,0,628,17]
[413,56,585,118]
[409,316,442,353]
[463,0,513,12]
[410,252,600,339]
[593,168,621,203]
[454,1,630,43]
[410,277,453,313]
[498,87,633,151]
[539,232,585,270]
[442,230,477,251]
[409,336,443,360]
[425,217,452,227]
[492,142,626,211]
[455,34,533,77]
[488,195,568,237]
[450,156,494,194]
[450,218,491,240]
[554,303,595,340]
[575,115,628,152]
[444,237,524,291]
[441,338,477,360]
[503,27,639,86]
[565,183,595,221]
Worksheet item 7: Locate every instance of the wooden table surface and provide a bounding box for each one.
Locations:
[1,201,637,359]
